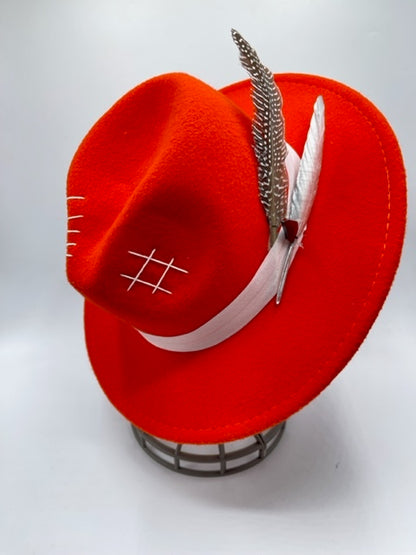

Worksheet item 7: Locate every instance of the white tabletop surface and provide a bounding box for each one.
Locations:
[1,1,415,553]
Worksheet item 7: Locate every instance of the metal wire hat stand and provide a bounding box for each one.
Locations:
[131,421,286,477]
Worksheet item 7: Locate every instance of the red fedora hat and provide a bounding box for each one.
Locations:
[66,31,406,444]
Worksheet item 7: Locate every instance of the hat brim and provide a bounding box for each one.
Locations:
[84,74,406,444]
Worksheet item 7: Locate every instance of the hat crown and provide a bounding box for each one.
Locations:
[67,73,270,335]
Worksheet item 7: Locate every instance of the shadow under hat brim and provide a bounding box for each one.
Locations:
[84,74,406,444]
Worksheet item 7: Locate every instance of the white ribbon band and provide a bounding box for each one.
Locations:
[137,146,301,352]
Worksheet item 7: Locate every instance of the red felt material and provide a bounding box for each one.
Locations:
[67,74,263,336]
[68,72,406,444]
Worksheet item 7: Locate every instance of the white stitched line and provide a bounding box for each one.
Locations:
[120,274,171,294]
[68,215,84,220]
[67,240,77,257]
[67,230,81,234]
[125,248,156,291]
[128,250,188,274]
[152,258,174,294]
[67,196,85,200]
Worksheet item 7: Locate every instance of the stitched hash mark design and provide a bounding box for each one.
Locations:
[120,249,188,295]
[67,196,85,257]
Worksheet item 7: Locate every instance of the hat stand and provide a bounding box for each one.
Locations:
[131,422,286,477]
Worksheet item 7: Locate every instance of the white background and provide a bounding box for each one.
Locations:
[1,1,415,553]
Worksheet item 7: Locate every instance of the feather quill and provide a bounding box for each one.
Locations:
[231,29,289,246]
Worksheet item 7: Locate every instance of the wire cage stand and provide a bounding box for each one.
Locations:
[132,421,286,477]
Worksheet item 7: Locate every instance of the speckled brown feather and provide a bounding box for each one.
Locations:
[231,29,289,246]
